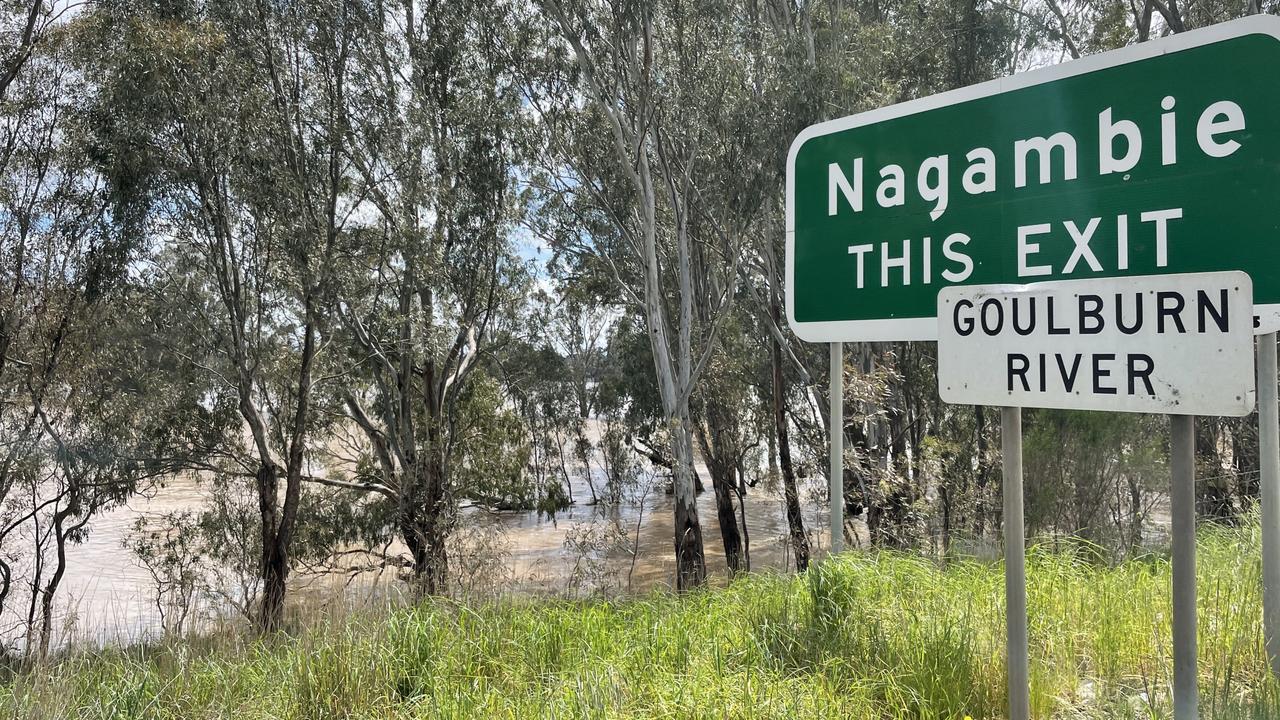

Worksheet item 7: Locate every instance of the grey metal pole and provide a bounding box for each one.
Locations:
[1170,414,1198,720]
[1001,406,1030,720]
[830,342,844,554]
[1260,333,1280,678]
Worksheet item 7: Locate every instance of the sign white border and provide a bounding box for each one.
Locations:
[784,15,1280,343]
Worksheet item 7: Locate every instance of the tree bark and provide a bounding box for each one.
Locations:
[544,0,709,587]
[973,404,990,537]
[772,300,810,572]
[420,428,450,594]
[670,414,706,589]
[695,404,743,575]
[255,462,285,633]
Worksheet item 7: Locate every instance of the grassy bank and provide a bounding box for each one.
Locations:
[4,523,1279,719]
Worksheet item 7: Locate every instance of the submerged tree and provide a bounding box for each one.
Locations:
[533,0,771,588]
[86,0,357,631]
[329,0,531,594]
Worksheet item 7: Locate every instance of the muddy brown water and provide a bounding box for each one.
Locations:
[34,462,837,648]
[24,467,1177,649]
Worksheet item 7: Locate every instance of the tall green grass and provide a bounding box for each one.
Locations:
[4,522,1278,719]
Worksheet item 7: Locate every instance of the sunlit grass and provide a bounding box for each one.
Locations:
[3,521,1278,719]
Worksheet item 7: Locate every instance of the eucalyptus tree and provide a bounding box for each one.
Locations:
[0,2,49,101]
[87,0,359,631]
[545,292,612,505]
[495,334,575,510]
[1023,410,1166,552]
[0,2,73,623]
[0,8,219,653]
[327,0,531,594]
[17,293,217,655]
[0,77,103,650]
[531,0,768,588]
[0,3,63,625]
[495,290,610,510]
[728,0,1036,551]
[1031,0,1278,56]
[690,309,766,574]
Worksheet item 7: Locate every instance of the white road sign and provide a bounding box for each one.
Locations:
[937,271,1255,415]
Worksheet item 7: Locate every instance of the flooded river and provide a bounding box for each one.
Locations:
[42,457,837,648]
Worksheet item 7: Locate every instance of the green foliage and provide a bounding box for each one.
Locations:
[454,374,534,510]
[127,476,381,627]
[1024,410,1167,552]
[7,523,1280,718]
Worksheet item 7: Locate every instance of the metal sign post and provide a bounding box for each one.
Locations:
[830,341,844,554]
[1001,406,1030,720]
[1260,333,1280,677]
[1170,415,1198,720]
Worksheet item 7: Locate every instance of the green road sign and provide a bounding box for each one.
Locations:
[785,16,1280,342]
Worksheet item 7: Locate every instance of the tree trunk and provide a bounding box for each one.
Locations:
[1127,473,1144,552]
[400,464,429,588]
[670,414,706,590]
[1196,417,1234,523]
[709,465,742,574]
[1232,415,1260,505]
[973,405,990,536]
[736,461,751,573]
[940,483,952,556]
[576,426,598,505]
[696,411,743,575]
[400,413,450,596]
[255,462,285,633]
[421,434,450,595]
[38,509,73,657]
[0,560,11,622]
[546,0,706,587]
[259,537,288,634]
[771,301,809,572]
